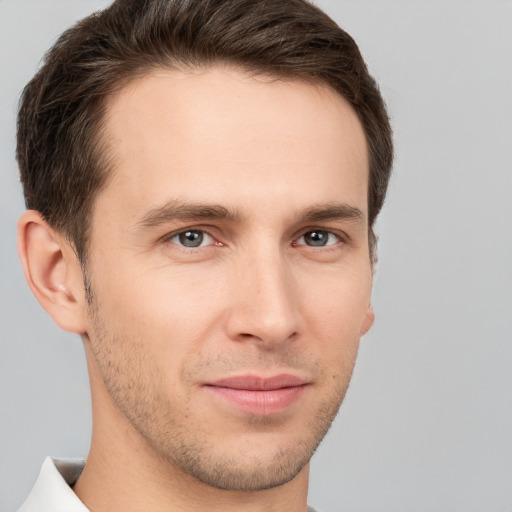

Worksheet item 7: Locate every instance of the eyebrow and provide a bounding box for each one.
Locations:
[136,200,242,228]
[136,199,365,230]
[297,203,366,224]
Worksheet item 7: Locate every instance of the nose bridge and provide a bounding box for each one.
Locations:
[227,239,299,345]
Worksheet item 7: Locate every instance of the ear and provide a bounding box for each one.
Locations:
[17,210,87,334]
[360,303,375,337]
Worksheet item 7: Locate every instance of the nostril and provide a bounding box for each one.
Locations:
[235,329,298,345]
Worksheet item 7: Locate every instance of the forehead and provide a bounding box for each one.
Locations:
[96,66,369,223]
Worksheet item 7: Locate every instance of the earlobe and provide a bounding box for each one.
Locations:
[17,210,87,334]
[360,304,375,336]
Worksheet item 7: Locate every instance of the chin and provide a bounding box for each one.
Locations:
[174,443,313,491]
[150,416,334,492]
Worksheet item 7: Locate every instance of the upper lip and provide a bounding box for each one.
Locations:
[206,374,308,391]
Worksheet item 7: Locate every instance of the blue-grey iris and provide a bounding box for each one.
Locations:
[304,230,329,247]
[179,230,203,247]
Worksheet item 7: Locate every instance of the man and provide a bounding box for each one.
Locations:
[16,0,392,510]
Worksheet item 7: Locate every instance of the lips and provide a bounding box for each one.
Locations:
[204,374,308,415]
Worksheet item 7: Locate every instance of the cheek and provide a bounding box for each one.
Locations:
[88,249,372,367]
[295,265,372,379]
[298,265,372,334]
[88,262,227,367]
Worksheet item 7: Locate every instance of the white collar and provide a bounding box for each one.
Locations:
[18,457,88,511]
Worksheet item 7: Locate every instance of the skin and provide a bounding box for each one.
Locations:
[18,66,374,512]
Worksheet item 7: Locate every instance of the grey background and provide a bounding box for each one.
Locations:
[1,1,511,511]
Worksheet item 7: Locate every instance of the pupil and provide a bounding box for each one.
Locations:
[306,231,327,246]
[179,230,203,247]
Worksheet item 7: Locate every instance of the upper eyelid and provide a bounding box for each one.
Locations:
[161,226,216,242]
[293,227,348,243]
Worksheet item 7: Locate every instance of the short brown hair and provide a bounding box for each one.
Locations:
[17,0,393,262]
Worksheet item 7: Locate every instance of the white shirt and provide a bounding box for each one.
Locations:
[18,457,320,512]
[18,457,88,511]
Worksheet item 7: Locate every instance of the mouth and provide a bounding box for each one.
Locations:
[203,374,309,415]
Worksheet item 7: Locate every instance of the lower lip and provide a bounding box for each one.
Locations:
[205,385,307,415]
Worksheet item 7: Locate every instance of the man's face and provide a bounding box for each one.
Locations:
[84,66,373,490]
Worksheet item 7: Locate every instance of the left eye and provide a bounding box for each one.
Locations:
[169,230,214,248]
[296,230,339,247]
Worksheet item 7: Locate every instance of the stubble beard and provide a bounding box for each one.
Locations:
[84,279,355,492]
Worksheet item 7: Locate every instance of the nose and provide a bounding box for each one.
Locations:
[224,248,299,348]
